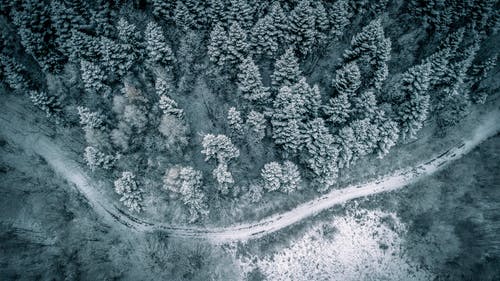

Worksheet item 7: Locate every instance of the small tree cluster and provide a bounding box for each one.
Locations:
[29,90,62,120]
[83,146,114,171]
[201,134,240,193]
[80,60,110,96]
[114,172,143,212]
[0,55,29,91]
[261,161,301,193]
[163,165,208,222]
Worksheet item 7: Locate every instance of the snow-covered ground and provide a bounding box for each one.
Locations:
[1,96,499,243]
[236,209,433,281]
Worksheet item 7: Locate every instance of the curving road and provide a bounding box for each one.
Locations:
[1,96,499,243]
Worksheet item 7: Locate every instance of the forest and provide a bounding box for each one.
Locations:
[0,0,499,279]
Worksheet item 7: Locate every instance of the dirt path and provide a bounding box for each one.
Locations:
[1,97,499,243]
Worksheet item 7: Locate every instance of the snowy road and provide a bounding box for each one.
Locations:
[1,97,499,243]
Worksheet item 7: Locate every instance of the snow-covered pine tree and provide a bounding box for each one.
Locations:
[323,92,351,125]
[152,0,175,22]
[29,90,62,120]
[99,36,134,78]
[302,118,339,190]
[83,146,114,171]
[335,126,355,168]
[207,0,226,25]
[227,107,244,137]
[329,0,351,38]
[237,56,270,104]
[334,62,361,95]
[373,110,399,158]
[117,18,142,58]
[351,90,378,120]
[77,106,106,131]
[287,0,317,56]
[261,162,282,192]
[343,19,391,90]
[291,77,322,118]
[207,23,228,68]
[0,55,29,91]
[201,134,240,163]
[249,15,279,58]
[350,118,380,161]
[246,110,266,143]
[212,163,235,194]
[271,86,307,155]
[313,1,330,47]
[145,21,175,67]
[173,0,196,30]
[80,60,110,95]
[163,165,208,222]
[268,1,288,46]
[226,22,249,66]
[396,63,431,141]
[50,0,89,56]
[280,161,301,193]
[226,0,254,29]
[271,47,302,89]
[114,172,143,212]
[90,0,115,37]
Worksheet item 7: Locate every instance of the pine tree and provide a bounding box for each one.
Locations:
[303,118,339,190]
[159,95,184,119]
[287,0,317,56]
[173,0,196,30]
[268,1,288,45]
[227,107,244,137]
[152,0,175,22]
[334,62,361,95]
[83,146,114,171]
[207,23,228,68]
[207,0,226,25]
[330,0,351,38]
[314,1,329,46]
[350,118,380,161]
[246,110,266,143]
[99,36,134,78]
[351,90,377,119]
[201,134,240,163]
[212,163,234,194]
[261,162,282,192]
[163,165,208,222]
[117,18,142,58]
[271,86,307,155]
[77,106,106,131]
[293,78,322,118]
[80,60,110,95]
[280,161,301,193]
[396,63,431,141]
[226,22,249,66]
[114,172,143,212]
[237,56,270,103]
[145,21,175,67]
[90,0,114,37]
[323,93,351,125]
[50,0,89,56]
[249,15,279,58]
[271,48,301,89]
[373,110,400,159]
[29,90,62,119]
[226,0,254,29]
[335,126,355,168]
[0,55,29,91]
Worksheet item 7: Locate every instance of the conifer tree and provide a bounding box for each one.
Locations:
[314,1,330,46]
[237,56,270,103]
[246,110,266,143]
[173,0,196,30]
[29,90,62,119]
[226,0,254,29]
[350,118,380,161]
[226,22,249,66]
[80,60,110,95]
[90,0,114,37]
[0,55,29,91]
[323,93,351,125]
[84,146,114,171]
[227,107,244,137]
[292,77,322,118]
[152,0,175,22]
[303,118,339,190]
[373,110,400,158]
[335,126,355,168]
[201,134,240,163]
[212,163,234,194]
[287,0,317,56]
[271,86,307,155]
[330,0,351,38]
[334,62,361,95]
[207,23,228,68]
[268,1,288,45]
[117,18,142,58]
[249,15,279,58]
[396,63,431,141]
[271,48,301,89]
[261,161,301,193]
[207,0,226,25]
[50,0,89,56]
[163,165,208,222]
[100,36,134,78]
[145,22,175,67]
[114,172,143,212]
[351,90,378,119]
[261,162,282,192]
